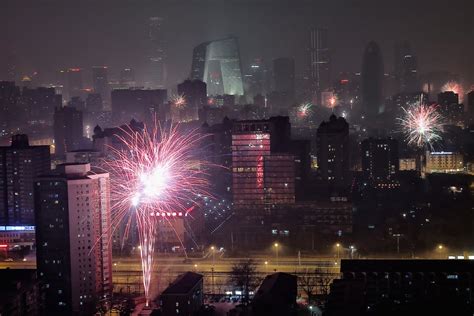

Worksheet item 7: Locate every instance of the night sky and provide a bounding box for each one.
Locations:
[1,0,473,88]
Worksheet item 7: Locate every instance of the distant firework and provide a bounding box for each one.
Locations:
[297,102,313,118]
[442,81,464,100]
[172,94,186,109]
[105,123,209,305]
[398,98,444,149]
[329,95,338,108]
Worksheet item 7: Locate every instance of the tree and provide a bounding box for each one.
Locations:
[298,267,337,304]
[229,259,261,304]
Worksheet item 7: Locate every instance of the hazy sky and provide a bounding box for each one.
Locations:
[1,0,473,88]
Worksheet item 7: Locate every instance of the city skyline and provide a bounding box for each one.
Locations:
[0,0,473,315]
[1,0,472,88]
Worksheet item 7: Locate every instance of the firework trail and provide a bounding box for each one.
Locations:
[398,96,444,149]
[104,122,209,305]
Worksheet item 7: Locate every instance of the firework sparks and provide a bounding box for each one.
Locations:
[442,81,463,101]
[399,98,444,149]
[297,102,312,118]
[172,94,186,109]
[104,123,209,304]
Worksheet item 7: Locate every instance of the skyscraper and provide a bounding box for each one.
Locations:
[54,106,84,157]
[191,37,244,97]
[0,134,50,226]
[361,41,384,119]
[35,163,112,315]
[119,68,136,88]
[244,58,268,100]
[146,17,166,88]
[394,41,419,93]
[316,114,350,187]
[273,57,295,97]
[309,27,330,96]
[67,68,83,100]
[92,66,109,109]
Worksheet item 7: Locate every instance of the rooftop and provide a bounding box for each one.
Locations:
[161,272,203,296]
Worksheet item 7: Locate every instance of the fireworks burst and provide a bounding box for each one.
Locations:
[442,81,463,101]
[172,94,186,109]
[297,102,313,118]
[105,123,209,304]
[398,98,444,149]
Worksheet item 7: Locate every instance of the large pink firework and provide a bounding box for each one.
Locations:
[105,123,209,304]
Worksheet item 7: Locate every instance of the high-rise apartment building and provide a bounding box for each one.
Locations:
[21,87,62,125]
[0,135,50,226]
[35,163,112,315]
[0,81,21,129]
[438,91,463,124]
[361,138,399,181]
[191,37,244,97]
[176,79,207,122]
[316,115,350,187]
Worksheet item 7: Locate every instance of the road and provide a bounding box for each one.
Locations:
[0,255,340,296]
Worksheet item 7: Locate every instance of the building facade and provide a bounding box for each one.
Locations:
[316,115,350,187]
[34,163,112,315]
[191,37,244,97]
[0,134,51,227]
[425,151,464,173]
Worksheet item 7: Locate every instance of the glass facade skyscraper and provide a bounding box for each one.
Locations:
[191,37,244,97]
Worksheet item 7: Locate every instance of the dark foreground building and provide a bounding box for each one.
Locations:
[0,269,44,315]
[252,272,297,316]
[160,272,204,316]
[326,259,474,316]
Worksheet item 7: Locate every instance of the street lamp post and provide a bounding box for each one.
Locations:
[274,243,279,268]
[336,243,341,260]
[211,246,215,295]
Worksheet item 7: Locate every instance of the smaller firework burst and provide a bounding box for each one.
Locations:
[442,81,463,101]
[297,102,313,118]
[172,94,186,109]
[399,101,444,149]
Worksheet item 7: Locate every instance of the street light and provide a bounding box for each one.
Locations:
[264,261,268,273]
[336,243,341,259]
[210,246,216,295]
[274,243,279,267]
